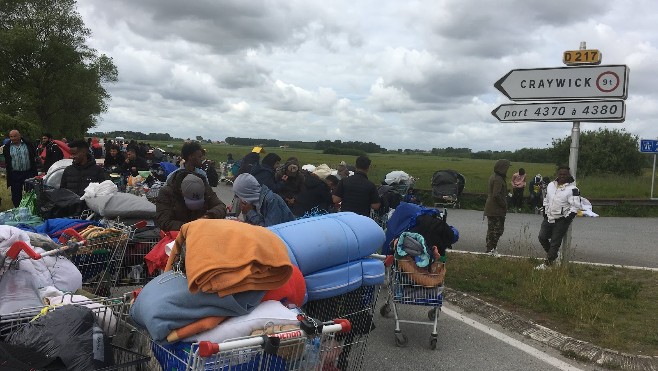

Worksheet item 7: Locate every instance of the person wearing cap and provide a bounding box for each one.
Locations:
[232,173,295,227]
[155,171,227,231]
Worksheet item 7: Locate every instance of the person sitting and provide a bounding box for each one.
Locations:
[232,173,295,227]
[121,147,149,176]
[103,144,125,170]
[251,152,282,192]
[276,159,305,207]
[155,172,227,231]
[60,139,106,196]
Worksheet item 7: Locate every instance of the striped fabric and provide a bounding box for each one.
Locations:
[10,142,30,171]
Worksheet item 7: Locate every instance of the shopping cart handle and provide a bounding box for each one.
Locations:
[58,228,86,245]
[7,241,41,260]
[333,318,352,334]
[198,341,219,358]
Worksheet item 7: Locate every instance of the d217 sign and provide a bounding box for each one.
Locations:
[491,100,625,123]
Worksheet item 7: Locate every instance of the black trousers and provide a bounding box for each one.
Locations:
[9,170,34,207]
[538,218,572,263]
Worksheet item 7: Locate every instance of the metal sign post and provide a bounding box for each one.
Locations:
[561,41,588,265]
[639,139,658,199]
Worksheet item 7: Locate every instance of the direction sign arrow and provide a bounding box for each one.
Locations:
[494,65,629,101]
[491,100,626,123]
[640,139,658,153]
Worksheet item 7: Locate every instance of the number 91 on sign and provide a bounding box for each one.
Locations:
[491,100,625,123]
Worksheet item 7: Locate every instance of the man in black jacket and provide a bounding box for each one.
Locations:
[60,140,106,196]
[39,133,64,173]
[121,147,149,176]
[1,130,38,207]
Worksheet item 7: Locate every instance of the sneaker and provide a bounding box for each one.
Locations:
[487,249,500,257]
[535,262,550,270]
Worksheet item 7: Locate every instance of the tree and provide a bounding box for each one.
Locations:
[550,128,646,176]
[0,0,117,139]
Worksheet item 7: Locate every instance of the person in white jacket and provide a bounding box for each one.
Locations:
[536,166,581,270]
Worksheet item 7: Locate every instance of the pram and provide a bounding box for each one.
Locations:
[371,171,417,228]
[379,202,458,350]
[431,169,465,209]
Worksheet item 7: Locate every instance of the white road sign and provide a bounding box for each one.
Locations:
[491,100,625,123]
[494,65,629,101]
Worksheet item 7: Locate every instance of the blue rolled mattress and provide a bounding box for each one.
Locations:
[268,212,384,275]
[304,258,384,301]
[268,212,385,300]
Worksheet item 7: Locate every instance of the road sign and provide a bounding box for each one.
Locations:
[494,65,629,101]
[640,139,658,153]
[563,49,601,65]
[491,100,625,123]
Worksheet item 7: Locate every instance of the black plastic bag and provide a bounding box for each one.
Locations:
[38,187,87,219]
[0,341,66,370]
[7,305,114,371]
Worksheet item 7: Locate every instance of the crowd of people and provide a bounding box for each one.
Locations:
[0,129,580,271]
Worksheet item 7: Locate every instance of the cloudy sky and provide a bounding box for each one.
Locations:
[77,0,657,151]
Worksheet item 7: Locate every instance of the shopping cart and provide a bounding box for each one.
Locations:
[119,231,161,286]
[148,311,353,370]
[301,285,381,370]
[379,255,444,350]
[0,292,150,370]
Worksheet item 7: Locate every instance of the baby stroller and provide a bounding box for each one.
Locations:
[431,170,465,208]
[371,171,416,228]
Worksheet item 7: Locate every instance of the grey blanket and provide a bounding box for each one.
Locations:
[130,271,265,343]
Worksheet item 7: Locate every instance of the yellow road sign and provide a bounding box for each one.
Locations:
[563,49,601,65]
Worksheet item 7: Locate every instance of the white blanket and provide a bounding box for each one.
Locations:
[0,226,82,310]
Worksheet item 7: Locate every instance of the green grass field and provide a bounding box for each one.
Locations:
[155,141,656,198]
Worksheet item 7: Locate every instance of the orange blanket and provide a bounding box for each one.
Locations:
[166,219,293,297]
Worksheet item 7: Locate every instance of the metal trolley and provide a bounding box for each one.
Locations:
[301,285,381,370]
[149,315,354,371]
[379,256,444,350]
[0,293,150,370]
[73,220,147,296]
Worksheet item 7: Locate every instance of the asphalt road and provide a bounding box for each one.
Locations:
[212,183,653,370]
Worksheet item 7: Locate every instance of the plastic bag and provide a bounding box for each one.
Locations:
[19,190,38,216]
[7,305,114,370]
[38,188,86,219]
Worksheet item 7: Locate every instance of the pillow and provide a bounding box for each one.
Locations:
[183,300,299,343]
[100,193,156,218]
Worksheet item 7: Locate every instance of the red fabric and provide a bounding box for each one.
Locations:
[144,230,179,274]
[262,265,306,307]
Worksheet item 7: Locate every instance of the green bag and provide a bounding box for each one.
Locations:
[19,190,37,216]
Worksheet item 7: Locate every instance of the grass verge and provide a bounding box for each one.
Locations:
[445,252,658,355]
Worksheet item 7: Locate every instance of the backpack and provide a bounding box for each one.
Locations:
[376,185,402,216]
[382,202,455,256]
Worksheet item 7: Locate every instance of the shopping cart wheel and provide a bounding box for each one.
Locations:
[430,335,438,350]
[379,303,392,318]
[428,308,440,320]
[394,331,408,347]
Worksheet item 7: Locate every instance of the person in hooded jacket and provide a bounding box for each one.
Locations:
[60,139,106,196]
[251,152,282,192]
[290,170,334,217]
[483,159,511,255]
[232,173,295,227]
[155,171,227,231]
